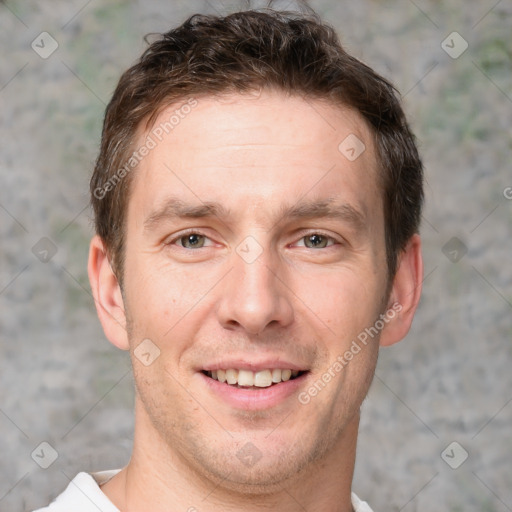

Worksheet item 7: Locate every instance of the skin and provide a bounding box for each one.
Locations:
[88,89,423,512]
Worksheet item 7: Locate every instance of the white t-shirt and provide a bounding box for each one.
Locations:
[33,469,374,512]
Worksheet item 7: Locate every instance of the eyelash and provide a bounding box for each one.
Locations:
[166,228,341,249]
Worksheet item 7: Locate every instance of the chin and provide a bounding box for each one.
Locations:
[204,458,307,495]
[183,429,335,496]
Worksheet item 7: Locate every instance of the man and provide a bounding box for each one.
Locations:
[35,6,423,512]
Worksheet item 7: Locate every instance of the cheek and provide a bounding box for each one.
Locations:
[126,256,195,315]
[124,258,211,361]
[293,266,383,336]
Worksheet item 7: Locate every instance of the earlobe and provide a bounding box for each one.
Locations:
[88,235,130,351]
[379,234,423,347]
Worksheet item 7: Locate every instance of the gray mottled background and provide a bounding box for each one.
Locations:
[0,1,511,511]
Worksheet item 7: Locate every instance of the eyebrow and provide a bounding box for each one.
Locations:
[143,196,366,232]
[144,199,231,231]
[275,197,367,232]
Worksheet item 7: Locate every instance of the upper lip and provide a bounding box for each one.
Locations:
[200,358,309,372]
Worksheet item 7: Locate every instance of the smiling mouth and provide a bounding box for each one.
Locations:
[202,369,307,389]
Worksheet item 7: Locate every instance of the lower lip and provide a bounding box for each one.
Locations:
[199,372,309,410]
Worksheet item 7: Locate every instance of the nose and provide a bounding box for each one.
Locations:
[216,241,294,335]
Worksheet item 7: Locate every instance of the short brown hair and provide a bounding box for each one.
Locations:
[90,8,423,284]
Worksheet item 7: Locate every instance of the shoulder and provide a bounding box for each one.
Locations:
[31,470,122,512]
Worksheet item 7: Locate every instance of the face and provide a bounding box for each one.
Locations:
[121,90,390,490]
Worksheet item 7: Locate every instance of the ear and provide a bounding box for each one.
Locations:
[88,235,130,351]
[379,234,423,347]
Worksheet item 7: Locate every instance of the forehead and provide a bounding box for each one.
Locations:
[128,90,380,227]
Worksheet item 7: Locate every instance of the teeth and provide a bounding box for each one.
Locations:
[207,368,301,387]
[237,370,254,387]
[226,369,238,385]
[254,370,273,387]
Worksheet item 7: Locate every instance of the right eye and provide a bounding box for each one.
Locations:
[166,230,214,250]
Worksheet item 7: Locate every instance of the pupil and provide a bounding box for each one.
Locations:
[308,234,325,247]
[185,234,202,247]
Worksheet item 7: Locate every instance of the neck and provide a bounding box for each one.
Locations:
[102,399,359,512]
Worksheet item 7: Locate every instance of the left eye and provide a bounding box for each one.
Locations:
[295,233,337,249]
